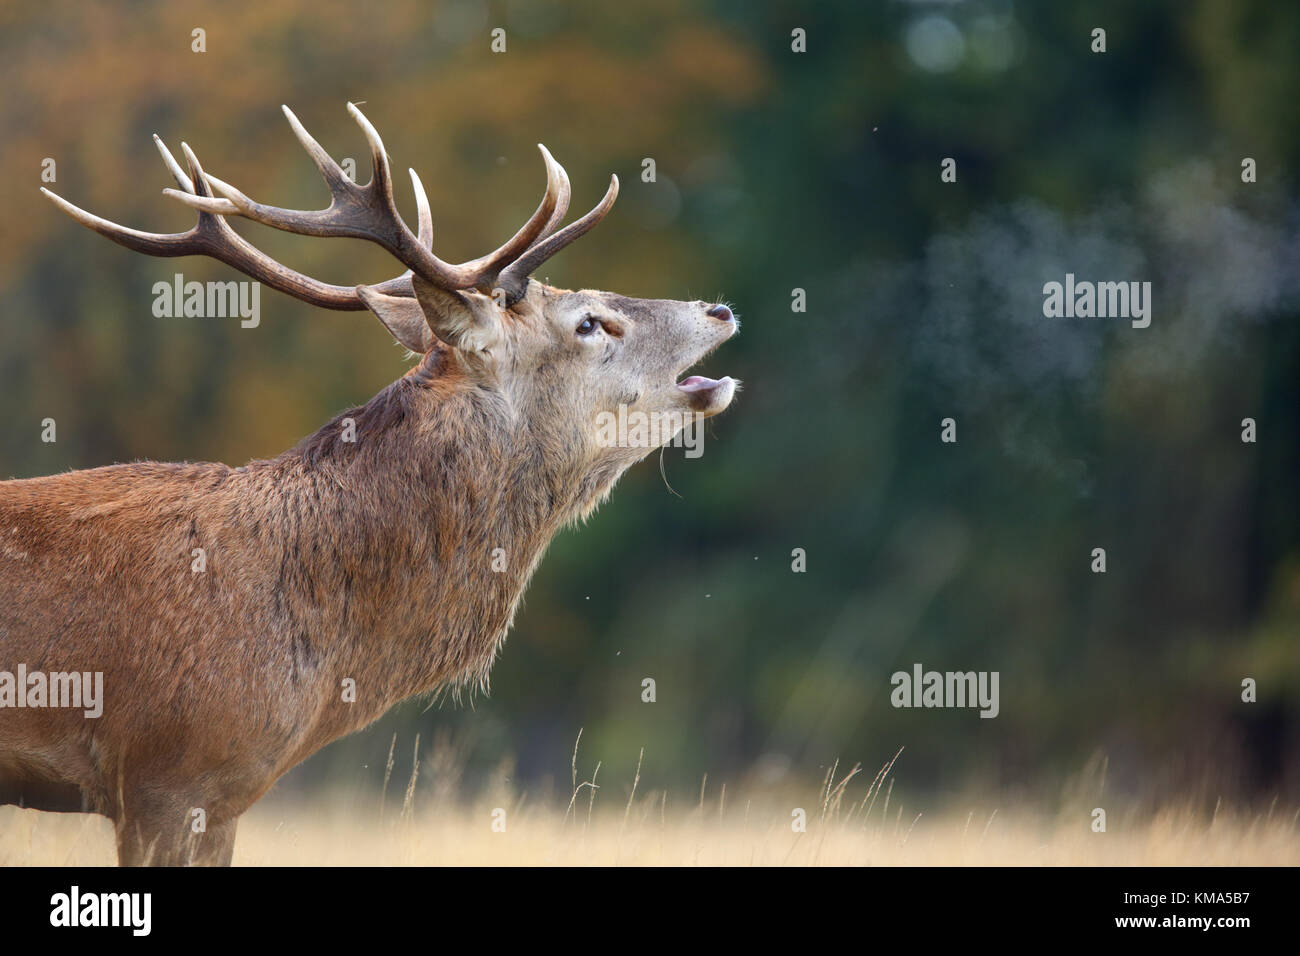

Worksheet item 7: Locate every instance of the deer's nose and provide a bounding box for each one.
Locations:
[706,304,734,322]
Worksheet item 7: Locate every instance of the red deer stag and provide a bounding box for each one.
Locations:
[0,103,738,865]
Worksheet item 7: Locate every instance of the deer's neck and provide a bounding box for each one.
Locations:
[248,356,617,726]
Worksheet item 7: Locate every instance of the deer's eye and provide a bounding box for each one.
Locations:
[576,316,600,336]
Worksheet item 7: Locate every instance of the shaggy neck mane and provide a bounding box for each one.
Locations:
[224,348,621,740]
[287,349,451,469]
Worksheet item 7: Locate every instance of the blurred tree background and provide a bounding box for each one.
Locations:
[1,0,1297,812]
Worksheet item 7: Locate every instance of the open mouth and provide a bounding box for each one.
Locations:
[675,373,736,412]
[676,374,729,394]
[673,313,738,412]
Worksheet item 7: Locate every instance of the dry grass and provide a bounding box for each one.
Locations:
[3,751,1297,865]
[3,800,1297,866]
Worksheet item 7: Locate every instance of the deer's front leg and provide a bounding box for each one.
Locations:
[115,798,239,866]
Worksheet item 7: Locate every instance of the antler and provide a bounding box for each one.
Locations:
[495,173,619,303]
[40,135,413,310]
[42,102,620,314]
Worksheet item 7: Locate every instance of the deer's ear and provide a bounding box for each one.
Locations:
[356,286,436,353]
[411,275,504,353]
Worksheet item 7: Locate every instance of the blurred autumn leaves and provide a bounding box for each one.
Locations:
[1,0,763,465]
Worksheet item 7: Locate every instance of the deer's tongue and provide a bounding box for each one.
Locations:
[677,375,725,393]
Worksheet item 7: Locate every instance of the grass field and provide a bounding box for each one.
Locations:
[4,799,1297,866]
[3,751,1297,865]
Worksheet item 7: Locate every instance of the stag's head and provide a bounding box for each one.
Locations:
[41,103,738,470]
[419,283,738,459]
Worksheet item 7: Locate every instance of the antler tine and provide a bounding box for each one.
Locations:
[378,167,436,295]
[496,174,620,305]
[345,100,402,227]
[408,167,434,250]
[41,184,195,257]
[282,104,353,193]
[537,146,572,239]
[466,143,571,293]
[153,135,200,195]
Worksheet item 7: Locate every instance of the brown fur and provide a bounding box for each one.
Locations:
[0,280,737,865]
